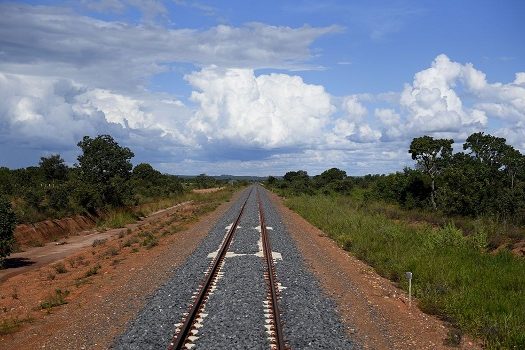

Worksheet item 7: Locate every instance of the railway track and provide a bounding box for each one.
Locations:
[115,185,354,349]
[168,186,287,350]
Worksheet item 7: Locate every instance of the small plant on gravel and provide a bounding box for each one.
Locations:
[11,288,19,300]
[444,327,463,347]
[118,231,126,239]
[84,263,101,277]
[131,247,139,253]
[29,240,45,247]
[74,278,91,287]
[137,231,151,238]
[103,246,119,257]
[40,289,70,310]
[67,255,87,268]
[92,238,107,247]
[141,232,158,249]
[52,262,68,274]
[0,317,33,335]
[111,258,123,266]
[123,236,139,247]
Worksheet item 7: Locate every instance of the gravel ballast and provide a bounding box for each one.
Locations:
[113,186,355,349]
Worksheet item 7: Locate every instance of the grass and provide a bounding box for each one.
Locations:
[122,236,139,247]
[83,263,101,277]
[0,317,33,335]
[52,262,68,274]
[40,289,70,310]
[359,200,525,249]
[97,210,137,229]
[139,231,158,249]
[286,194,525,349]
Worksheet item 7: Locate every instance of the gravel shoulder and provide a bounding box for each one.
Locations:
[267,191,482,350]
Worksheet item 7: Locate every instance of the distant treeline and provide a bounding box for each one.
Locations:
[269,132,525,224]
[0,135,226,224]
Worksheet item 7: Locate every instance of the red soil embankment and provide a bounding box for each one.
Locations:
[14,215,97,248]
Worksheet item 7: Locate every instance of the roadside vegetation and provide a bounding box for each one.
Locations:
[268,132,525,348]
[0,134,239,263]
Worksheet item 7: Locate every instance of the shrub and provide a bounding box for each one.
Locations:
[84,264,101,277]
[92,239,107,247]
[0,196,17,265]
[52,262,68,274]
[40,289,70,309]
[140,232,158,249]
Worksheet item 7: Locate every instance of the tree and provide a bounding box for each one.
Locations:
[501,146,525,190]
[267,176,277,185]
[0,196,17,265]
[77,135,135,208]
[132,163,161,182]
[0,167,13,195]
[409,136,453,209]
[194,174,216,189]
[283,170,309,183]
[39,154,68,183]
[283,170,312,194]
[463,132,508,168]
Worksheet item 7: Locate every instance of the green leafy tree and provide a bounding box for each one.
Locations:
[77,135,134,208]
[0,167,13,195]
[132,163,161,182]
[438,153,489,216]
[463,132,508,168]
[0,196,17,265]
[283,170,309,183]
[409,136,453,209]
[39,154,68,183]
[501,146,525,190]
[283,170,312,194]
[194,174,217,189]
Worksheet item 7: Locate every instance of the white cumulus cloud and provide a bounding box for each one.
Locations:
[400,54,488,134]
[0,72,193,161]
[185,66,335,149]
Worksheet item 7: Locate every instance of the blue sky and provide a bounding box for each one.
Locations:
[0,0,524,175]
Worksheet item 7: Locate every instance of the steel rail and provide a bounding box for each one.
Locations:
[168,188,252,350]
[257,188,286,350]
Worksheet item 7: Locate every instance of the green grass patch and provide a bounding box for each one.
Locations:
[286,194,525,349]
[40,289,70,310]
[98,210,137,229]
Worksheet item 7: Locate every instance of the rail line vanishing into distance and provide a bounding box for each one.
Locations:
[168,186,287,350]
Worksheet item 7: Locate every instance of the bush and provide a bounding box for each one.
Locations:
[40,289,69,309]
[0,196,17,265]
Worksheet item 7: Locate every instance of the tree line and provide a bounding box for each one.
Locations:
[268,132,525,224]
[0,135,185,263]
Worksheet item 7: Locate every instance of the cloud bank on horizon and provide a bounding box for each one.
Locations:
[0,1,524,175]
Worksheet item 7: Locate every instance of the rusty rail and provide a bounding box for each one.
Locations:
[257,188,286,350]
[168,188,251,350]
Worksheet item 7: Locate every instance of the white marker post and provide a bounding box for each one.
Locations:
[405,271,413,307]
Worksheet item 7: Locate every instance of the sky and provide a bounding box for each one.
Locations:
[0,0,524,176]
